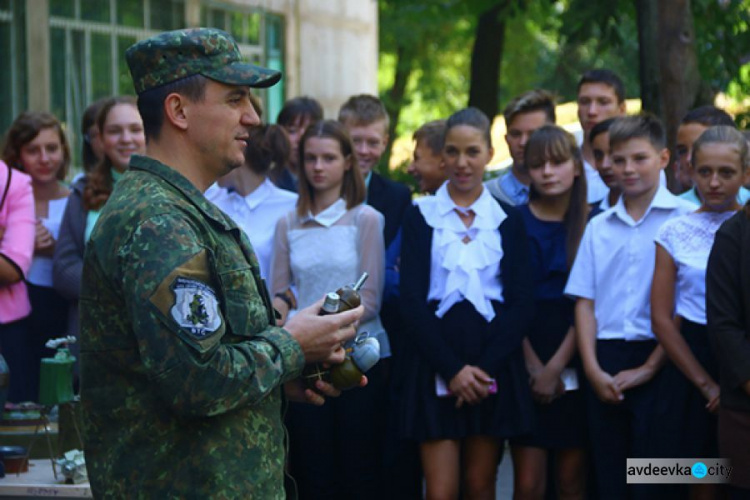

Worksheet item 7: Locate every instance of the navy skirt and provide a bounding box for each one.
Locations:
[511,299,587,450]
[652,318,719,458]
[399,300,533,442]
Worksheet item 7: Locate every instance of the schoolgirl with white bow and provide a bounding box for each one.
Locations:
[399,107,535,498]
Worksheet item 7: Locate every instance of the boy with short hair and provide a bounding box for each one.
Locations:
[576,69,627,204]
[485,89,555,205]
[408,119,447,194]
[565,114,695,498]
[675,106,749,203]
[338,94,411,246]
[589,118,620,210]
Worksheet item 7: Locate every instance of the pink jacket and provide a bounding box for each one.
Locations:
[0,162,35,323]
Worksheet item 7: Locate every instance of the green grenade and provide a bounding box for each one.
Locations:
[334,272,369,313]
[329,332,380,390]
[302,273,378,391]
[328,273,380,390]
[300,292,340,388]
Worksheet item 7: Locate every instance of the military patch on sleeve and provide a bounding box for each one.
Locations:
[170,277,222,338]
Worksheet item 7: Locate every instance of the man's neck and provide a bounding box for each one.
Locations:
[146,136,215,192]
[623,184,659,222]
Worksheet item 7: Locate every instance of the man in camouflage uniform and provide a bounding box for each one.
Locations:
[80,28,363,498]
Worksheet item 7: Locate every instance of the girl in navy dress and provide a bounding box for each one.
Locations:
[510,125,590,500]
[652,126,749,499]
[399,107,534,499]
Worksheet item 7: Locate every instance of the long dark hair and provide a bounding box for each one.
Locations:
[83,96,138,211]
[525,125,588,267]
[81,97,109,173]
[245,124,290,176]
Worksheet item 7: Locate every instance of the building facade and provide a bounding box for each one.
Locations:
[0,0,378,168]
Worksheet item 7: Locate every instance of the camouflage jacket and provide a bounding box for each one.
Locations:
[80,155,305,499]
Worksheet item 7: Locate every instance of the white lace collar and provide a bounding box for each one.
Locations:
[419,183,506,322]
[300,198,348,227]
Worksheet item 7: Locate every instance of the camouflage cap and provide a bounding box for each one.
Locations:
[125,28,281,94]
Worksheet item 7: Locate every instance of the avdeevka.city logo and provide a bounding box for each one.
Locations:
[691,462,708,479]
[626,459,731,484]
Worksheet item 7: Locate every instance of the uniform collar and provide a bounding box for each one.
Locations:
[300,198,348,227]
[129,154,235,230]
[499,169,529,199]
[433,182,506,227]
[240,178,274,210]
[611,184,678,224]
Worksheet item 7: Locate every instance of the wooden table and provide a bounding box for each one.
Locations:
[0,460,91,498]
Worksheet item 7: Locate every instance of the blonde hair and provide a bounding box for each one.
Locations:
[692,126,749,171]
[338,94,389,129]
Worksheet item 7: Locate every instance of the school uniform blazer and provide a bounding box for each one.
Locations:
[368,171,412,358]
[367,172,411,248]
[707,210,750,413]
[399,200,535,383]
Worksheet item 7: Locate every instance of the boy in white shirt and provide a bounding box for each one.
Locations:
[565,114,695,499]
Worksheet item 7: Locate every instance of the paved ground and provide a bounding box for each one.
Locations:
[496,444,514,498]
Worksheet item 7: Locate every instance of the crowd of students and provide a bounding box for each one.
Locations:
[0,67,749,499]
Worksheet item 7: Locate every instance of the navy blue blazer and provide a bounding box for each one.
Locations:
[367,172,411,248]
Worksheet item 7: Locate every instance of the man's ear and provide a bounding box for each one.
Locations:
[659,148,670,170]
[164,93,189,131]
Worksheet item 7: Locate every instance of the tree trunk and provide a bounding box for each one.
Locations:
[468,3,507,121]
[381,44,415,176]
[657,0,701,153]
[635,0,662,119]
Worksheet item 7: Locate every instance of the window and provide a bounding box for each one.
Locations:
[0,0,27,135]
[48,0,185,170]
[44,0,284,170]
[201,2,285,123]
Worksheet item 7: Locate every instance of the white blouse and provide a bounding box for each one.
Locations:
[655,210,736,325]
[271,199,390,357]
[206,179,297,286]
[28,196,69,287]
[418,182,506,322]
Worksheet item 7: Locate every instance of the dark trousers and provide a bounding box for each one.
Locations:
[0,319,33,403]
[585,339,661,500]
[26,283,70,403]
[287,360,389,500]
[383,348,422,500]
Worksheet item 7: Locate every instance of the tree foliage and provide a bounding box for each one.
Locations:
[378,0,750,170]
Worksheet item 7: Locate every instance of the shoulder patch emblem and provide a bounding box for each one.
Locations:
[170,277,221,337]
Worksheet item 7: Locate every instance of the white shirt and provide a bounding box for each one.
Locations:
[206,179,297,285]
[418,182,506,322]
[271,199,390,357]
[28,196,68,287]
[655,210,736,325]
[565,185,695,341]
